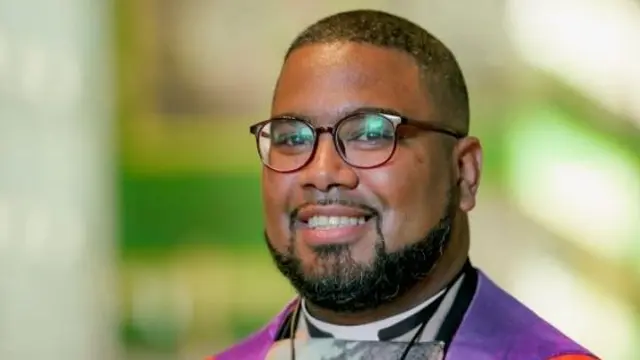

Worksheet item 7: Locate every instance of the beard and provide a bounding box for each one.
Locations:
[265,188,457,313]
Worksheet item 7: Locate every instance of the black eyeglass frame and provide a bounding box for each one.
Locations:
[248,112,466,173]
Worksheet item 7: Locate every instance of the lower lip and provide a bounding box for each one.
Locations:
[297,218,374,247]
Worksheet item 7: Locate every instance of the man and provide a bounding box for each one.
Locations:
[211,10,597,360]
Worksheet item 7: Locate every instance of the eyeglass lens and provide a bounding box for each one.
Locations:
[257,114,396,171]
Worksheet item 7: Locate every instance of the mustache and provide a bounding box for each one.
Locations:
[290,197,379,220]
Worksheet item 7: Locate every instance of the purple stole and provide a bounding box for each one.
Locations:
[211,270,595,360]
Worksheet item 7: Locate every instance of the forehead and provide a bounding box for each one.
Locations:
[272,42,431,121]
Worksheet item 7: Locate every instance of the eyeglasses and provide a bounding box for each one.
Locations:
[249,111,465,173]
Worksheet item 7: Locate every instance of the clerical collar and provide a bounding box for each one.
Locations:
[301,288,447,341]
[274,259,477,351]
[300,260,474,343]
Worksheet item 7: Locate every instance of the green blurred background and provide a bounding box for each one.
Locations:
[1,1,638,359]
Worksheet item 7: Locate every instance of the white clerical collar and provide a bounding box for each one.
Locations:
[301,288,447,342]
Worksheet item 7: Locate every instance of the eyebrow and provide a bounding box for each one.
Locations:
[270,106,406,123]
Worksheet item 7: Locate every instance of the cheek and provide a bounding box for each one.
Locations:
[261,172,294,248]
[363,151,441,248]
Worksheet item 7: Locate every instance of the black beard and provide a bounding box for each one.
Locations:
[265,194,456,313]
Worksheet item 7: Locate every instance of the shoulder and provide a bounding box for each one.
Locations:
[450,270,596,359]
[211,325,274,360]
[209,299,299,360]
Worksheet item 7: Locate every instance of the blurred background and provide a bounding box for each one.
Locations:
[0,1,638,359]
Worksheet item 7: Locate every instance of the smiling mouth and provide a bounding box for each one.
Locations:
[295,212,376,247]
[291,203,378,247]
[293,203,377,231]
[302,214,375,230]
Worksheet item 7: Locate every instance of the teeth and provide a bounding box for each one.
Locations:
[307,216,367,229]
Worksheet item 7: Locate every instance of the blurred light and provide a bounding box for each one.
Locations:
[57,212,86,266]
[171,280,194,336]
[0,28,11,96]
[131,270,193,346]
[506,108,640,260]
[512,255,636,359]
[23,207,50,262]
[506,0,640,128]
[21,45,47,102]
[52,52,82,107]
[0,199,9,253]
[0,28,6,76]
[131,273,174,342]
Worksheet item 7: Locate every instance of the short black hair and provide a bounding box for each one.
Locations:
[285,9,469,134]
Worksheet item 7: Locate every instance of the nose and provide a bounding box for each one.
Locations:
[298,134,358,192]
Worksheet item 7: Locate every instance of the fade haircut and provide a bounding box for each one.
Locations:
[284,9,470,134]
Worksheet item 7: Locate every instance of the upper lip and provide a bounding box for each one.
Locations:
[294,205,375,223]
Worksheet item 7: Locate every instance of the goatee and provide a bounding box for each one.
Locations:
[265,191,457,313]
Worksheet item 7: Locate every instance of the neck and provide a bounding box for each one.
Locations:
[305,218,470,326]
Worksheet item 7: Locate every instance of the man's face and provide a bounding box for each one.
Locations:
[262,42,474,312]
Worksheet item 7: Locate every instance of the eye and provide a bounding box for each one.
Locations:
[342,114,394,142]
[270,120,314,147]
[273,132,313,146]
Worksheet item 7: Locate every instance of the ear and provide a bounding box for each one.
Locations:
[454,136,482,212]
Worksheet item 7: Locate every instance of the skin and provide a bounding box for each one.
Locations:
[262,41,483,325]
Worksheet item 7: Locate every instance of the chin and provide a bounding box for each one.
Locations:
[302,259,358,279]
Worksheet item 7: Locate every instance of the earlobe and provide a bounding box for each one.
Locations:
[458,179,476,212]
[455,137,482,212]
